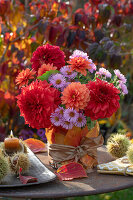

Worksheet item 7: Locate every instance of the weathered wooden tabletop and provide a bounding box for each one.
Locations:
[0,146,133,199]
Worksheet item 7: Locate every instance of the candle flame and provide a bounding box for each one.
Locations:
[10,130,14,138]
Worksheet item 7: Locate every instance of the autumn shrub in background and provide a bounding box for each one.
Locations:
[0,0,133,140]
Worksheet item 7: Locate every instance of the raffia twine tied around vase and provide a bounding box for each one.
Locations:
[46,121,104,171]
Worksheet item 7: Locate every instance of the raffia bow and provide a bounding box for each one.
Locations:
[48,134,104,166]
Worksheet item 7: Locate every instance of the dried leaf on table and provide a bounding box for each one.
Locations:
[80,154,98,169]
[56,162,87,181]
[24,138,46,153]
[19,168,38,184]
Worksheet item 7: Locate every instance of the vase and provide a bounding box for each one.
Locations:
[45,121,104,172]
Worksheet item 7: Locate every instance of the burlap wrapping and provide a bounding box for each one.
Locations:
[48,135,104,166]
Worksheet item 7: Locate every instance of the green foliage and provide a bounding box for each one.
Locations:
[37,70,59,82]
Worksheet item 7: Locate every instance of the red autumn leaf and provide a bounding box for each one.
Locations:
[24,138,46,153]
[56,162,87,181]
[19,168,38,184]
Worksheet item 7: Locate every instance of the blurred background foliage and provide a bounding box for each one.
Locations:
[0,0,133,141]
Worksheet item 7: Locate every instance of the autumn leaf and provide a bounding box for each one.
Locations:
[56,162,87,181]
[86,121,99,138]
[24,138,46,153]
[19,168,38,184]
[64,126,82,147]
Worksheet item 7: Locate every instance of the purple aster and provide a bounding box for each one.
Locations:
[88,61,97,73]
[54,106,64,117]
[37,129,47,143]
[63,108,79,123]
[99,68,112,78]
[50,112,63,126]
[37,129,45,137]
[49,73,66,89]
[60,66,77,79]
[70,50,89,60]
[62,120,73,130]
[119,81,128,95]
[114,69,127,83]
[61,81,72,92]
[19,129,34,140]
[75,113,87,128]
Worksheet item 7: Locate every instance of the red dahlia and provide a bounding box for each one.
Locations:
[17,80,61,129]
[31,44,65,73]
[85,78,120,120]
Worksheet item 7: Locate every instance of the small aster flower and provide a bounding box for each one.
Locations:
[88,61,97,73]
[63,108,79,123]
[16,68,36,88]
[70,50,89,60]
[49,73,66,89]
[37,129,46,137]
[119,81,128,95]
[99,68,112,78]
[75,113,87,128]
[114,69,127,83]
[54,106,64,117]
[62,120,73,130]
[50,112,62,127]
[60,66,77,79]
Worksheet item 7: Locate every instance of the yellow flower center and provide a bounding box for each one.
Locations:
[55,117,59,121]
[56,79,61,84]
[67,71,72,75]
[78,117,82,122]
[69,112,75,117]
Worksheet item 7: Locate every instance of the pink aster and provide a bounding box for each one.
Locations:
[54,106,64,117]
[63,108,79,123]
[49,73,66,89]
[60,66,77,79]
[50,112,62,127]
[99,68,112,78]
[114,69,127,83]
[119,81,128,95]
[62,120,73,130]
[70,50,89,60]
[75,113,87,128]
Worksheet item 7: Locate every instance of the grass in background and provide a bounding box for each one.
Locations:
[66,188,133,200]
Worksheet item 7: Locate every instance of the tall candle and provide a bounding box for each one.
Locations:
[4,130,20,152]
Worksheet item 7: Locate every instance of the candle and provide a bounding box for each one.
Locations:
[4,130,20,153]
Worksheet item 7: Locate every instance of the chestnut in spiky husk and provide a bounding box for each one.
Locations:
[107,134,130,158]
[0,155,9,182]
[127,145,133,164]
[9,152,30,174]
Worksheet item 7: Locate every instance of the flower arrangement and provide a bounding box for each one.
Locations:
[16,44,128,171]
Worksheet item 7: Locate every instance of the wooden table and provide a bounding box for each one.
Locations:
[0,146,133,199]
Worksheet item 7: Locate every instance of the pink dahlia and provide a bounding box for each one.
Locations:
[61,82,90,111]
[17,80,61,129]
[85,78,120,120]
[31,44,65,73]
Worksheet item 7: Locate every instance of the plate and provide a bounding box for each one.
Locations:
[0,148,56,187]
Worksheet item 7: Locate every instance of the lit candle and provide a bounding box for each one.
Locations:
[4,130,20,153]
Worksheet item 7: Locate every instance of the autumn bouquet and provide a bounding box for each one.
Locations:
[16,44,128,172]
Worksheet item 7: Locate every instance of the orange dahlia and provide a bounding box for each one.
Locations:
[67,57,93,76]
[61,82,90,111]
[16,68,36,88]
[38,63,57,76]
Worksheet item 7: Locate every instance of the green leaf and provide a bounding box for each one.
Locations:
[37,70,60,82]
